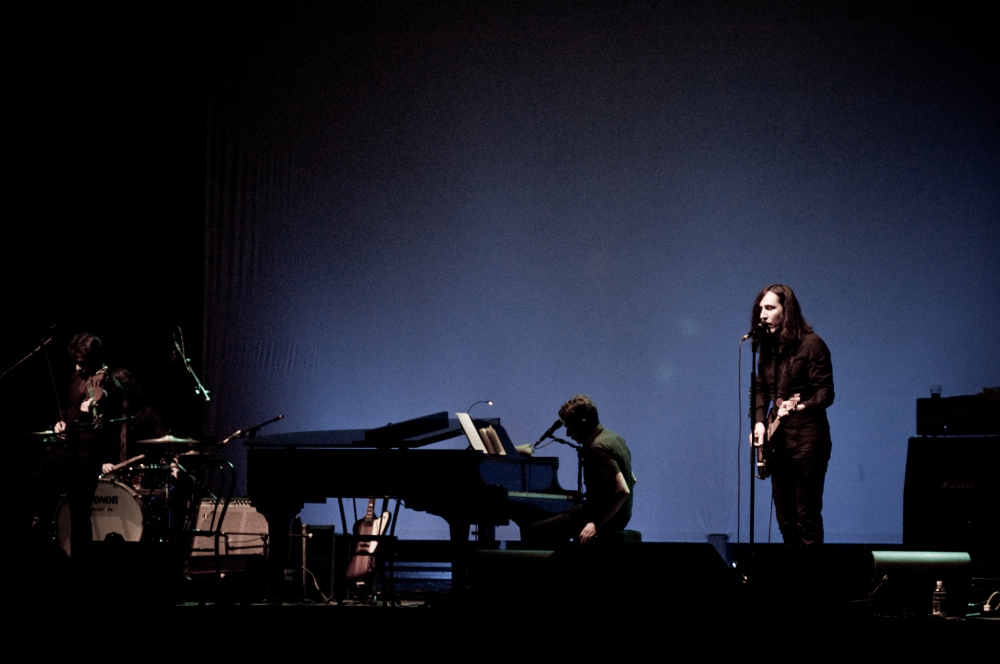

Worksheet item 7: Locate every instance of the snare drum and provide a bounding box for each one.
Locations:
[119,463,171,496]
[55,478,146,557]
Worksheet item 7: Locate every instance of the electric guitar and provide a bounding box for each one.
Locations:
[344,498,391,581]
[753,393,800,480]
[85,366,112,429]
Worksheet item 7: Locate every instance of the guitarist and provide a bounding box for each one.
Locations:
[20,332,125,574]
[752,286,834,548]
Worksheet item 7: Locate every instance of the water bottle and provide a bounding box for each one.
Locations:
[931,580,946,617]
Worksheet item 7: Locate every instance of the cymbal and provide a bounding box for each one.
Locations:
[27,430,58,436]
[135,435,202,445]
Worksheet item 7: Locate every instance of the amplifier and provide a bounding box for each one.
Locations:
[191,498,269,556]
[916,393,1000,436]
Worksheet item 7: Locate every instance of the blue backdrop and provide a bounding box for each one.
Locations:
[202,2,998,543]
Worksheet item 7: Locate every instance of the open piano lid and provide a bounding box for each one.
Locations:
[245,411,477,449]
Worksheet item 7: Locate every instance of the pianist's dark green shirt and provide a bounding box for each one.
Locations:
[582,424,634,530]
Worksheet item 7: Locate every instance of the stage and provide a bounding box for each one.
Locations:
[14,540,997,657]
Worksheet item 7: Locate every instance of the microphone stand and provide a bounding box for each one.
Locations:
[0,328,63,422]
[0,330,58,379]
[541,435,584,501]
[176,414,282,530]
[173,326,211,402]
[220,414,284,445]
[748,334,760,552]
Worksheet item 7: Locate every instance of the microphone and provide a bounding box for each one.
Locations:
[534,419,563,446]
[741,323,767,341]
[38,324,58,347]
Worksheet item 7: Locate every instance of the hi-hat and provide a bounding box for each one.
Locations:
[136,434,201,445]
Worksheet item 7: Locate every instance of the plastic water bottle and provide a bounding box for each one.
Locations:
[932,580,947,617]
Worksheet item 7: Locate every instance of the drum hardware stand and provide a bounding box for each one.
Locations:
[172,459,216,499]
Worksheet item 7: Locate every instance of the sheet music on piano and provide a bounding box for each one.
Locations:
[456,412,506,455]
[456,412,488,452]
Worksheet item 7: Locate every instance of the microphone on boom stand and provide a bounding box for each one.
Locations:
[533,419,563,447]
[741,322,767,341]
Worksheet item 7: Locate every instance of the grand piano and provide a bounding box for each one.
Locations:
[245,411,578,593]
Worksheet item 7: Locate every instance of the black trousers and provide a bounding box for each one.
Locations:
[521,503,630,548]
[770,446,830,548]
[22,448,101,560]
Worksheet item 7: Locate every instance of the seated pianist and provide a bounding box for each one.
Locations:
[521,395,636,547]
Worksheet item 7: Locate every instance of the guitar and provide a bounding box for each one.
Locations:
[84,365,115,429]
[344,498,391,581]
[753,393,800,480]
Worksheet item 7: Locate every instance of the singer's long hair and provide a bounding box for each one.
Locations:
[751,285,813,355]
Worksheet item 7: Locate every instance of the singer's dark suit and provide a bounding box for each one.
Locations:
[755,332,834,547]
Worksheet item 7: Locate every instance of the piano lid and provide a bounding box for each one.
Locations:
[245,411,502,449]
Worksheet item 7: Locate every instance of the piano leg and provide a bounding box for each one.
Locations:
[474,524,497,544]
[449,521,471,594]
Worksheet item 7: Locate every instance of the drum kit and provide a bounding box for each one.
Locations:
[35,432,213,556]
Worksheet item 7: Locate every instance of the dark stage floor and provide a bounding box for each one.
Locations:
[16,540,999,651]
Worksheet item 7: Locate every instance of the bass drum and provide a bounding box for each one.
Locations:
[55,478,146,557]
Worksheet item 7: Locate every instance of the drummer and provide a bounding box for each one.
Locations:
[22,332,126,570]
[112,368,167,458]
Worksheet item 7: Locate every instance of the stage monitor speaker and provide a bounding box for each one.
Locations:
[734,543,874,615]
[469,542,740,614]
[871,551,971,617]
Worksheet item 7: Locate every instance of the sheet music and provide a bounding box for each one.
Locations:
[456,412,488,452]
